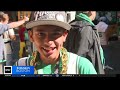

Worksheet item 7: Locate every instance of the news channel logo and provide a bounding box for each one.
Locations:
[4,66,12,74]
[4,66,34,74]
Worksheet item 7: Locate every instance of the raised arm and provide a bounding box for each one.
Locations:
[0,16,29,35]
[8,16,29,29]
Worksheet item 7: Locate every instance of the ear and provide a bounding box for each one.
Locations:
[63,31,68,42]
[28,30,34,42]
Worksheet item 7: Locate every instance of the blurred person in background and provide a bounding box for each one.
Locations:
[0,11,29,65]
[64,11,105,74]
[2,13,17,66]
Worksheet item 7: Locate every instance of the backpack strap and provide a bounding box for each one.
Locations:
[67,52,79,74]
[92,27,105,74]
[16,55,30,66]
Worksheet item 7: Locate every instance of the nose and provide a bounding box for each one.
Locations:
[44,35,53,45]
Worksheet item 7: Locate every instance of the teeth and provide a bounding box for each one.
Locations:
[43,47,55,50]
[43,47,52,50]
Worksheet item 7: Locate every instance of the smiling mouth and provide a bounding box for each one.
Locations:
[43,47,55,51]
[42,47,56,56]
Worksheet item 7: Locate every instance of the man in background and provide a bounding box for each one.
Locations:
[2,13,17,66]
[64,11,105,74]
[0,11,29,65]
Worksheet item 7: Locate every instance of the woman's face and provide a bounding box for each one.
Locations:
[28,25,68,64]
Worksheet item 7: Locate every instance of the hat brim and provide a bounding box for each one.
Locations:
[26,20,71,30]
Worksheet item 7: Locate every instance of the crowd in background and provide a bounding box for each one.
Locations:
[0,11,119,74]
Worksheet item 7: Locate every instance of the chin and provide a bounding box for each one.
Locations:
[44,59,56,64]
[47,56,58,64]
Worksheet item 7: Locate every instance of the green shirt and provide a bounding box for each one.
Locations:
[16,52,97,74]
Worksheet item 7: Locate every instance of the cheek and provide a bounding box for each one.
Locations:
[33,40,42,52]
[29,33,41,43]
[55,36,65,47]
[63,32,68,42]
[28,33,41,49]
[33,37,42,47]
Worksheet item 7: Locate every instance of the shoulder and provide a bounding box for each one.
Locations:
[83,25,93,31]
[15,57,30,66]
[0,24,10,29]
[78,56,97,74]
[81,23,93,33]
[81,25,93,39]
[67,52,79,61]
[79,57,93,67]
[67,52,97,74]
[67,52,77,56]
[68,52,92,63]
[68,52,92,64]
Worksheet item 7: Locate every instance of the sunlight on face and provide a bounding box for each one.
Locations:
[92,11,96,21]
[28,25,68,64]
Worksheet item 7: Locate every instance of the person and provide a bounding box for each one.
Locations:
[15,11,97,74]
[96,17,113,70]
[2,13,17,66]
[24,27,32,56]
[0,11,29,64]
[64,11,105,74]
[96,17,109,46]
[18,24,27,58]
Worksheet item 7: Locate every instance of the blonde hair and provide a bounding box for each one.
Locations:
[3,14,9,22]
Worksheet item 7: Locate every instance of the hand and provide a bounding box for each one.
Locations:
[23,16,29,22]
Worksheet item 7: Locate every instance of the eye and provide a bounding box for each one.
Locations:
[39,32,45,36]
[37,32,46,37]
[51,32,63,36]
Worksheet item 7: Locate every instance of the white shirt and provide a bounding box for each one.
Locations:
[3,28,15,42]
[96,21,108,32]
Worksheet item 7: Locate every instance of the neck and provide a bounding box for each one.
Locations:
[76,13,95,26]
[39,54,60,65]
